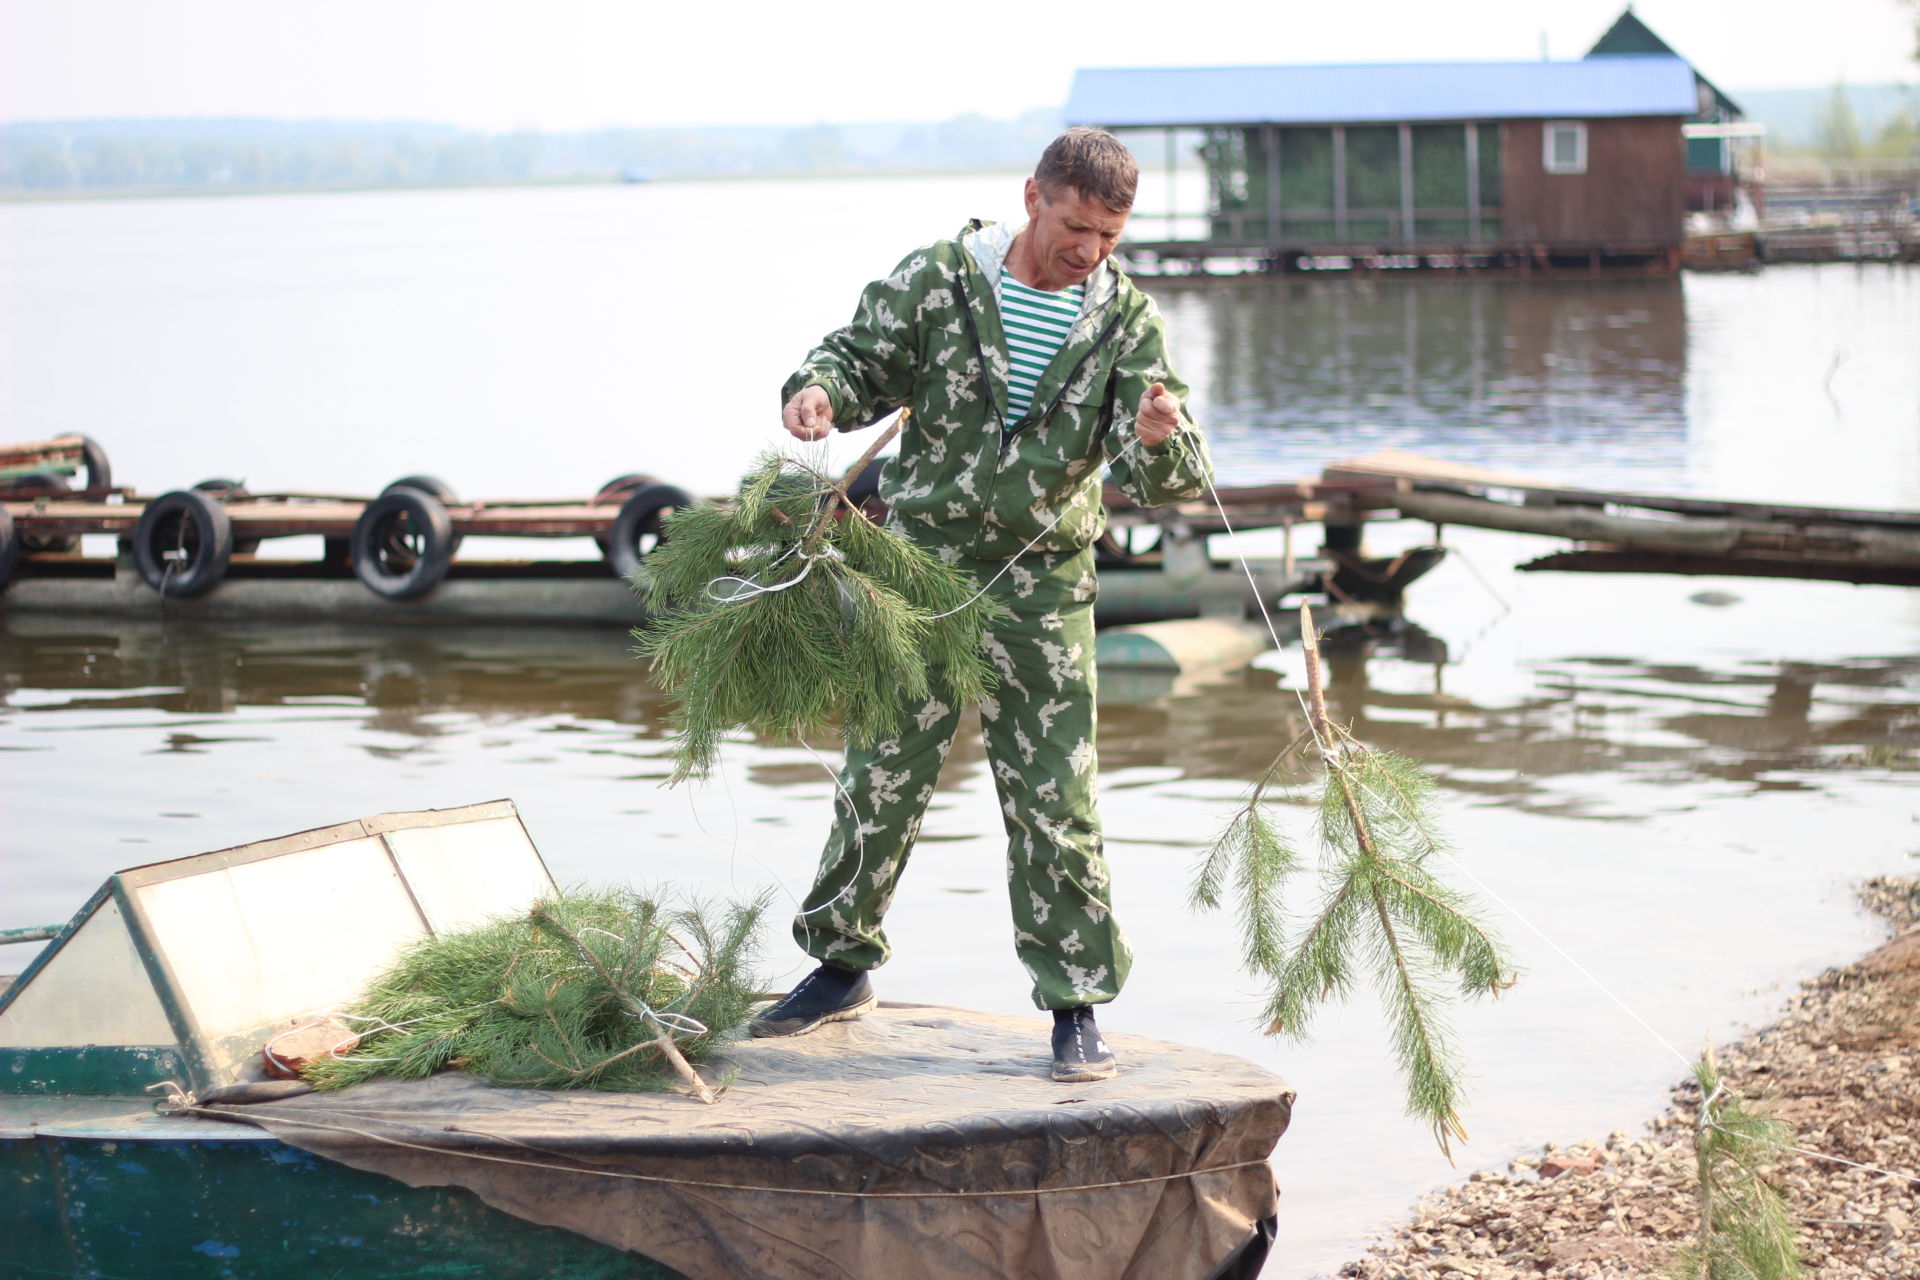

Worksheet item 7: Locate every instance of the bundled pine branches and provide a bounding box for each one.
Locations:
[633,430,1006,781]
[1666,1048,1805,1280]
[1191,603,1516,1159]
[302,888,768,1099]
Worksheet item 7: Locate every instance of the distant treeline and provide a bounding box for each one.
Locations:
[0,111,1064,195]
[1740,83,1919,158]
[4,85,1914,199]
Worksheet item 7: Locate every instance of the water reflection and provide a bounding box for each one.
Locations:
[0,618,672,737]
[5,615,1912,820]
[1150,276,1691,489]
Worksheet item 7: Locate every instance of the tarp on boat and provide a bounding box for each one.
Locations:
[199,1003,1294,1280]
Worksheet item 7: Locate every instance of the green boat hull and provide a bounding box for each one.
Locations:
[4,1109,684,1280]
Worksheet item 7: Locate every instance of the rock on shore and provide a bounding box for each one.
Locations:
[1336,876,1920,1280]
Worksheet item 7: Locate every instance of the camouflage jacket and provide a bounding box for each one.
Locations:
[783,219,1213,562]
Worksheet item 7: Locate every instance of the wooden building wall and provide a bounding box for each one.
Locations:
[1499,117,1685,247]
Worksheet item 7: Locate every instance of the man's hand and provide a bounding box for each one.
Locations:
[1134,381,1181,447]
[783,386,835,441]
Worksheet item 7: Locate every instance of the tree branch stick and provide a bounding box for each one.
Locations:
[1300,601,1376,853]
[534,906,716,1104]
[808,409,908,552]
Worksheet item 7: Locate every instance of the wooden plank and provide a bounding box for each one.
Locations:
[1521,550,1920,588]
[1324,449,1548,489]
[1325,449,1920,529]
[0,436,87,472]
[1358,487,1920,567]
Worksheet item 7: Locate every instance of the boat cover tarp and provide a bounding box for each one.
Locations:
[202,1003,1294,1280]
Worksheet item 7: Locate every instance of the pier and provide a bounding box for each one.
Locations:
[8,432,1916,628]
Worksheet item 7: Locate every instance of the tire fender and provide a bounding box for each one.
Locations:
[131,489,235,598]
[352,489,455,601]
[0,506,17,591]
[380,475,462,555]
[605,483,692,581]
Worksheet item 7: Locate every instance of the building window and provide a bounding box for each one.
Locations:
[1543,121,1587,175]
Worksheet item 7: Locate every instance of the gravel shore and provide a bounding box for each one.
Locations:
[1334,876,1920,1280]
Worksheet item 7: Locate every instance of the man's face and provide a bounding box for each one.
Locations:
[1022,179,1129,289]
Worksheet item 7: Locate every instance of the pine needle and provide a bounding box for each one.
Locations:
[302,887,770,1096]
[1665,1048,1806,1280]
[1189,603,1519,1160]
[632,449,1007,781]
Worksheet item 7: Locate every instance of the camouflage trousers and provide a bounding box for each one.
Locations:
[792,541,1130,1010]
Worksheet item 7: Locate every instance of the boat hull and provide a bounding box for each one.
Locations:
[4,1101,680,1279]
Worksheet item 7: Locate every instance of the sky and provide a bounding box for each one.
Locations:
[2,0,1915,130]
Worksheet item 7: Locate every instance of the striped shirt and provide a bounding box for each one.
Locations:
[997,274,1084,425]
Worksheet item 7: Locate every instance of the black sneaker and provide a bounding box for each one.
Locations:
[747,965,877,1038]
[1050,1006,1117,1082]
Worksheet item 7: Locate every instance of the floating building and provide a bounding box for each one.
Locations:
[1066,43,1710,273]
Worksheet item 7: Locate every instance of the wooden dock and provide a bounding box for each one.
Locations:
[10,433,1910,629]
[1328,450,1920,587]
[1116,237,1679,278]
[1,440,1432,626]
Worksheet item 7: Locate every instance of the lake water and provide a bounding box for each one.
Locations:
[3,176,1919,1276]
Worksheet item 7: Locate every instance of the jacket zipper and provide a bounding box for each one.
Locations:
[1010,310,1126,444]
[958,271,1125,559]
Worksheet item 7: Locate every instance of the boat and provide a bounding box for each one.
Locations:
[2,801,1295,1279]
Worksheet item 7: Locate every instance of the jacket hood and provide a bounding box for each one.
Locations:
[958,219,1120,316]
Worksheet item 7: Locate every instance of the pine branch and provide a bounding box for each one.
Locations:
[532,902,714,1103]
[1366,878,1471,1160]
[1188,602,1518,1159]
[1259,880,1361,1040]
[1666,1047,1805,1280]
[302,888,769,1095]
[632,447,1007,782]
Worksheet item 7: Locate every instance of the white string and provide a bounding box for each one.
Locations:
[1426,842,1695,1074]
[922,431,1151,620]
[790,729,874,924]
[1249,518,1920,1202]
[702,543,824,604]
[1201,481,1290,650]
[1717,1128,1920,1188]
[778,427,1164,931]
[762,411,1920,1203]
[734,424,1157,943]
[176,1099,1274,1198]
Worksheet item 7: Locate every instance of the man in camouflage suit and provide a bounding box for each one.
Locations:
[749,128,1212,1082]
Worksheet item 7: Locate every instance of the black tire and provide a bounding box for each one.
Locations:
[380,475,462,555]
[75,435,112,493]
[592,473,659,505]
[0,506,17,591]
[194,479,259,553]
[605,483,692,580]
[9,473,78,553]
[131,489,234,598]
[381,474,458,504]
[351,489,455,601]
[592,473,659,553]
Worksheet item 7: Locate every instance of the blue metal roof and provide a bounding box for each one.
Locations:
[1064,56,1699,128]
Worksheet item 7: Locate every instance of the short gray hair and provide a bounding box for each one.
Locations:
[1034,128,1138,212]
